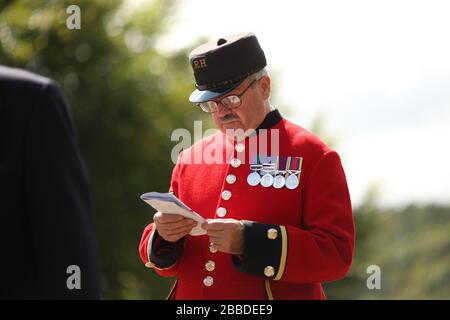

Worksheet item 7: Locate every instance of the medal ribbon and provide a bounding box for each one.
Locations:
[285,157,291,178]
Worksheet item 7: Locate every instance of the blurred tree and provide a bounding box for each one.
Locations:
[325,185,450,299]
[0,0,210,299]
[361,203,450,299]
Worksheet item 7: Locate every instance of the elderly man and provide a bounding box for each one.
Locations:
[139,32,355,300]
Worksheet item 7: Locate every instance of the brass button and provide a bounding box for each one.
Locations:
[264,266,275,277]
[231,158,241,168]
[209,243,218,253]
[205,260,215,272]
[203,276,214,287]
[221,190,232,200]
[145,262,155,268]
[226,174,237,184]
[267,228,278,240]
[216,207,227,217]
[235,143,245,153]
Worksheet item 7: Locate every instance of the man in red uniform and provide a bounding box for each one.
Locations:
[139,32,355,300]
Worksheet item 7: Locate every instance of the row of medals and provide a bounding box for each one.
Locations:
[247,162,300,190]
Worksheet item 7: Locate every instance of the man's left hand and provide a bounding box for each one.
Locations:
[201,219,245,255]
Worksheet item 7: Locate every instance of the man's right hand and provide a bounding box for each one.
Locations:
[153,212,197,242]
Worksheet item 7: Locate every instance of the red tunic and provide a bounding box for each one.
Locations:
[139,110,355,300]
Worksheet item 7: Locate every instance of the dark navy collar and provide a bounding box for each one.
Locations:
[256,108,282,131]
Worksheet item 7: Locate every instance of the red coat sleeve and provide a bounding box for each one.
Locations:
[283,150,355,282]
[139,223,180,277]
[138,155,184,277]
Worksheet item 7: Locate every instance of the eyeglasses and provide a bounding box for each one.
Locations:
[195,78,259,113]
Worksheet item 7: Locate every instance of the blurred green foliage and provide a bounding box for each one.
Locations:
[1,0,449,300]
[325,196,450,299]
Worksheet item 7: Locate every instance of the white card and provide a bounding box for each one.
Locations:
[140,192,206,236]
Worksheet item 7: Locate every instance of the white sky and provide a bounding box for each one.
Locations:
[141,0,450,207]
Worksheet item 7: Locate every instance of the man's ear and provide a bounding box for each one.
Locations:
[259,76,271,100]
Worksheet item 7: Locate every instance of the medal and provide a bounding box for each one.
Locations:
[273,156,286,189]
[273,174,285,189]
[247,156,262,186]
[260,158,276,188]
[285,174,299,189]
[247,171,261,186]
[285,156,302,190]
[260,173,274,187]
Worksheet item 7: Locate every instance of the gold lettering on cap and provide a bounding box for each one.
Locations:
[193,58,207,69]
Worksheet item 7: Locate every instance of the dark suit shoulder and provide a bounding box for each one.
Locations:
[0,65,60,100]
[0,65,67,121]
[0,65,52,86]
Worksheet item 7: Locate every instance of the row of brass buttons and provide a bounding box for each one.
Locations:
[203,143,245,287]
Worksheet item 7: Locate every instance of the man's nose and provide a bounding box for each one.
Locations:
[216,102,231,117]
